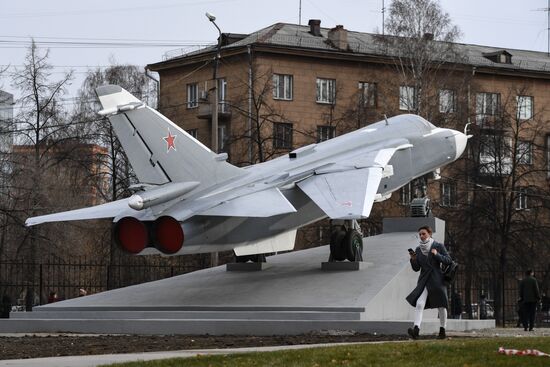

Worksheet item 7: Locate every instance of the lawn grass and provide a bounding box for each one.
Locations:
[106,337,550,367]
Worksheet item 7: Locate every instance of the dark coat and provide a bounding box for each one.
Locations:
[519,276,541,303]
[406,241,452,309]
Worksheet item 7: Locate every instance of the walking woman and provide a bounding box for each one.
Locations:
[406,225,452,339]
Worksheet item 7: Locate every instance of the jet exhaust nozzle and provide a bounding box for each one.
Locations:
[152,216,184,255]
[113,217,149,254]
[113,216,184,255]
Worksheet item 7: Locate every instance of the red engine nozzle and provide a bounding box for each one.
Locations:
[113,217,148,254]
[153,216,184,255]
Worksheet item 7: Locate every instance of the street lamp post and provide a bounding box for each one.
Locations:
[206,12,221,267]
[206,12,222,154]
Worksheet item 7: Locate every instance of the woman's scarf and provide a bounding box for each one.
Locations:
[419,237,434,255]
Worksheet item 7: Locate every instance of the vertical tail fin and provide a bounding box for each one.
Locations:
[95,85,244,186]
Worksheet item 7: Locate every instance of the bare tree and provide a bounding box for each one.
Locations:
[8,40,74,260]
[383,0,464,120]
[443,85,550,322]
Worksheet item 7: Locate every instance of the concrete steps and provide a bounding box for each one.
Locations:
[11,306,364,321]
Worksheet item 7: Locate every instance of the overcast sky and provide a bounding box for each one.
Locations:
[1,0,549,103]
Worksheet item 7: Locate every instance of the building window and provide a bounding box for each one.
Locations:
[316,78,336,104]
[400,182,412,205]
[399,86,417,111]
[273,122,293,149]
[515,188,528,210]
[317,125,335,142]
[516,141,532,165]
[479,135,511,175]
[440,182,457,207]
[439,89,456,113]
[187,83,198,108]
[218,78,228,113]
[187,129,198,139]
[517,95,533,120]
[476,92,500,124]
[273,74,293,100]
[358,82,377,107]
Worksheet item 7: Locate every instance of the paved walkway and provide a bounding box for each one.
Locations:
[0,342,367,367]
[1,329,548,367]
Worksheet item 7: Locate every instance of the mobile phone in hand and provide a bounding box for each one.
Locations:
[408,248,414,254]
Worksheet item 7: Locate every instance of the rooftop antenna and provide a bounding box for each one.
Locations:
[534,0,550,57]
[299,0,302,26]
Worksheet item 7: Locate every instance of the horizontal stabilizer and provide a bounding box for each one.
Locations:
[25,199,135,226]
[199,188,296,217]
[297,167,383,219]
[233,229,297,256]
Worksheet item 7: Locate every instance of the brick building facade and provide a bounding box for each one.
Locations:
[147,21,550,261]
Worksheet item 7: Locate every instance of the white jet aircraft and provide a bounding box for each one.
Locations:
[26,85,468,262]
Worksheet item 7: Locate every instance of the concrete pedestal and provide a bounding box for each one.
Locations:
[2,217,495,335]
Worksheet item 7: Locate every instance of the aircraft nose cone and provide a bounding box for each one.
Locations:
[454,131,468,160]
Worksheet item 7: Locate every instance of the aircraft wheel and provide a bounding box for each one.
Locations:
[345,229,363,262]
[330,228,347,261]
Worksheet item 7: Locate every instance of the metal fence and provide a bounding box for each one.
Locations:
[0,254,201,311]
[1,255,549,327]
[451,268,550,327]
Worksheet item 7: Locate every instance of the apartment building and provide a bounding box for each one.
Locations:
[147,20,550,256]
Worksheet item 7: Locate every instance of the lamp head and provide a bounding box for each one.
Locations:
[205,12,216,22]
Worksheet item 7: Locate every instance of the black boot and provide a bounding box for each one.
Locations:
[408,325,419,339]
[438,327,446,339]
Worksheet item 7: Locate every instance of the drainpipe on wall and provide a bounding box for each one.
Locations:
[248,45,253,164]
[144,67,160,109]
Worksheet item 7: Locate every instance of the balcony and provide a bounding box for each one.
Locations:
[197,102,232,120]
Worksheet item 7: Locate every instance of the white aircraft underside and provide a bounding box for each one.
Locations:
[26,85,468,257]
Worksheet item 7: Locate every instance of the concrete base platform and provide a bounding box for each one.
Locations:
[1,218,495,335]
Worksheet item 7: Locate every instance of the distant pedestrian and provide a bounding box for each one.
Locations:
[519,270,541,331]
[479,294,488,320]
[451,292,462,319]
[47,291,59,303]
[406,225,453,340]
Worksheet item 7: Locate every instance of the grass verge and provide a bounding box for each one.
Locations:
[106,337,550,367]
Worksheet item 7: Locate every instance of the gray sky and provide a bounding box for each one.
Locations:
[1,0,549,103]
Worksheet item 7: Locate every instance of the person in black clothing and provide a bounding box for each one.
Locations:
[406,225,452,339]
[519,270,541,331]
[451,292,462,319]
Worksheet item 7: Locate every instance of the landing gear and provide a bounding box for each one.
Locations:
[329,220,363,262]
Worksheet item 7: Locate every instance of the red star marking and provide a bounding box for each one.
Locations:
[163,130,177,152]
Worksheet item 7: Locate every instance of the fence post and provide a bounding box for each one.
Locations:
[39,264,43,306]
[106,264,110,291]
